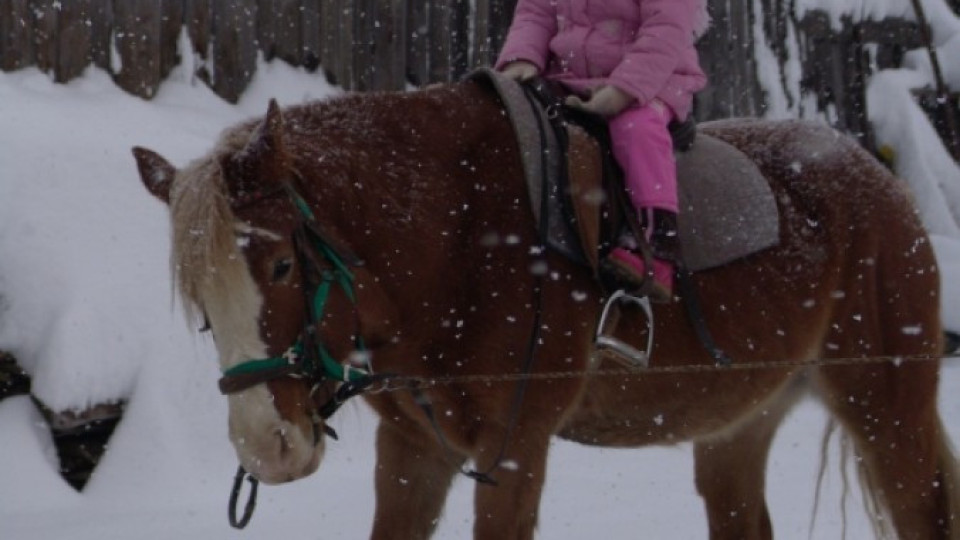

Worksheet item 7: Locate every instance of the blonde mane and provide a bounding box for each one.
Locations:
[168,125,255,324]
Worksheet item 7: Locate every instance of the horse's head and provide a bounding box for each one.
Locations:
[132,100,377,484]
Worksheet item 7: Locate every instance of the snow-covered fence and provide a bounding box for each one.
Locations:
[0,0,955,141]
[794,13,926,149]
[0,0,516,102]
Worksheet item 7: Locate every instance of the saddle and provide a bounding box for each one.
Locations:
[467,67,780,278]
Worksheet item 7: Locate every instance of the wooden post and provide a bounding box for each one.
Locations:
[366,0,406,90]
[160,0,183,79]
[208,0,259,103]
[839,21,873,149]
[30,0,58,75]
[428,0,469,83]
[55,0,93,83]
[472,0,515,68]
[336,0,355,90]
[1,0,35,70]
[405,0,428,86]
[301,0,320,70]
[318,0,341,84]
[87,0,113,71]
[276,0,304,65]
[353,0,374,90]
[258,0,303,65]
[112,0,163,98]
[695,0,763,120]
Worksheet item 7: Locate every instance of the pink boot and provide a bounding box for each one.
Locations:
[603,246,675,302]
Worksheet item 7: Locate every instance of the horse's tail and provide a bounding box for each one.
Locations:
[811,420,887,540]
[814,415,960,539]
[853,415,960,539]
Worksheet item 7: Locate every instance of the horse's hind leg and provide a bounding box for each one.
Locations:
[694,378,802,540]
[370,419,462,540]
[815,359,957,539]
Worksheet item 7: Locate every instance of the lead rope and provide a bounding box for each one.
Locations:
[228,466,258,529]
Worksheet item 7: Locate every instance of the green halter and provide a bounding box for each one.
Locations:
[219,186,369,391]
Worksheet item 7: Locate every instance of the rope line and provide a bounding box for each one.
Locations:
[369,351,960,391]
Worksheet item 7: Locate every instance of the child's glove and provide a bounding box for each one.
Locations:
[500,61,539,81]
[565,85,635,118]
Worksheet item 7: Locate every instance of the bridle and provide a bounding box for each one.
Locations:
[219,183,388,414]
[218,182,389,528]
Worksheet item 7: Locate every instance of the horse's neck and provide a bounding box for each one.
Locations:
[292,82,525,307]
[299,82,513,239]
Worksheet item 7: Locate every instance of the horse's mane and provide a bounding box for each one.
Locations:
[168,123,255,323]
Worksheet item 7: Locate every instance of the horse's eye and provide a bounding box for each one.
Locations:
[272,258,294,281]
[199,312,212,333]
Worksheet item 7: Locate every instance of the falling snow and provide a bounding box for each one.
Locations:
[1,4,960,537]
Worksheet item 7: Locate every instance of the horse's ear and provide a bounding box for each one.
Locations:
[133,146,176,203]
[236,99,284,168]
[223,99,288,203]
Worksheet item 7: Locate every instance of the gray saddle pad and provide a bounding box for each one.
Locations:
[677,130,780,271]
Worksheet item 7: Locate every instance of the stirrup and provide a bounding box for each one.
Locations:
[594,289,654,368]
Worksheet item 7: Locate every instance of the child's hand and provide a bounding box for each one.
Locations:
[500,61,539,81]
[565,86,634,118]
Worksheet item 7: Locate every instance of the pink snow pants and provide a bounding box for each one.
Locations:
[608,99,678,213]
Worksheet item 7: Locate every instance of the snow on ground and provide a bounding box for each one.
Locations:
[1,41,959,540]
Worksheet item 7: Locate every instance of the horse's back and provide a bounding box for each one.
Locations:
[561,117,942,446]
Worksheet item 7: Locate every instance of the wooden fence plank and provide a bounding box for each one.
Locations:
[30,0,57,75]
[472,0,515,68]
[56,0,93,82]
[695,0,763,120]
[258,0,302,65]
[256,0,276,59]
[861,18,924,70]
[353,0,374,90]
[209,0,258,102]
[428,0,470,83]
[184,0,210,55]
[428,0,450,83]
[1,0,35,70]
[160,0,184,78]
[301,0,320,70]
[367,0,406,90]
[87,0,113,71]
[387,0,407,89]
[318,0,340,84]
[336,0,355,90]
[405,0,428,86]
[112,0,163,98]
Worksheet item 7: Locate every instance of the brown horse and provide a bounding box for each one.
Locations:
[133,79,958,539]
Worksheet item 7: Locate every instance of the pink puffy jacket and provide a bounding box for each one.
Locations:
[495,0,708,120]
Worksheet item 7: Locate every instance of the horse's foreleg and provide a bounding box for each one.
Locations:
[370,419,462,540]
[694,380,799,540]
[471,431,551,540]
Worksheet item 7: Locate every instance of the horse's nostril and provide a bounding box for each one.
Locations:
[275,428,292,457]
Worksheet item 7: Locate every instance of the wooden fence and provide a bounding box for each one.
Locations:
[1,0,957,149]
[0,0,517,102]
